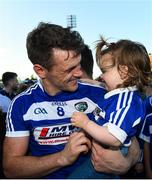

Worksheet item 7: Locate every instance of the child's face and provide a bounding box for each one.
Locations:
[99,53,125,91]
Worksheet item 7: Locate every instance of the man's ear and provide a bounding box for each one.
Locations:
[33,64,47,79]
[119,65,128,80]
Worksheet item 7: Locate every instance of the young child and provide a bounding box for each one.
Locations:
[140,96,152,178]
[68,38,152,179]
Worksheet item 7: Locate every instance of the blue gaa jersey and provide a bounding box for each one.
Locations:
[140,96,152,169]
[6,80,106,179]
[97,86,145,147]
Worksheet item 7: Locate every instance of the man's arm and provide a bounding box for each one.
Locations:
[91,137,140,174]
[3,132,90,178]
[144,142,152,178]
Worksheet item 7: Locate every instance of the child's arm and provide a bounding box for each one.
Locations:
[144,142,152,178]
[71,112,121,147]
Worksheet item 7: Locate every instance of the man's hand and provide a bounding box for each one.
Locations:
[91,141,129,174]
[91,137,140,175]
[59,131,91,166]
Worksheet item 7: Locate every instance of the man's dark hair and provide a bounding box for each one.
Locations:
[2,72,17,86]
[26,22,85,69]
[81,45,94,79]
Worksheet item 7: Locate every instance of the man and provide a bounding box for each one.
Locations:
[0,72,18,100]
[3,22,139,178]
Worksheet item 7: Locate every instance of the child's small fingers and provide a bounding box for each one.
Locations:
[73,112,77,116]
[71,118,74,122]
[71,122,75,126]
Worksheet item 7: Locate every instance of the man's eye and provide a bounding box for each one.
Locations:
[67,67,75,73]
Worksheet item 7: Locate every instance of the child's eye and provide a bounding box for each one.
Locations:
[100,65,114,74]
[101,69,106,74]
[100,67,109,74]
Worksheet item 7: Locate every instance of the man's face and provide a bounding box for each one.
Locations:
[42,49,83,95]
[9,77,19,91]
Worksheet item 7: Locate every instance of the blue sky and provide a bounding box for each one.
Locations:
[0,0,152,80]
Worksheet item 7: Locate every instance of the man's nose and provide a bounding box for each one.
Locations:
[73,67,83,77]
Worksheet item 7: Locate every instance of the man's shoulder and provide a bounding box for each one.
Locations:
[77,81,106,102]
[0,94,11,102]
[0,89,7,96]
[12,83,40,103]
[78,81,106,92]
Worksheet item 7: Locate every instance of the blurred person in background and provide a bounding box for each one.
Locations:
[17,79,37,94]
[0,94,11,113]
[139,96,152,178]
[80,44,94,79]
[0,72,18,100]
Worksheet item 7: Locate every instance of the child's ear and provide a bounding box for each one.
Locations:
[119,65,128,80]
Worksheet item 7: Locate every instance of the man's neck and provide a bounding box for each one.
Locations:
[40,80,61,96]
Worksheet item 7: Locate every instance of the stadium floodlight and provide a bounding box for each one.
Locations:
[67,15,76,28]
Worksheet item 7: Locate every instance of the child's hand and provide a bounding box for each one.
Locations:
[71,112,89,128]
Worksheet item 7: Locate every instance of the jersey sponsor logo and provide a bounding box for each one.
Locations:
[34,108,48,114]
[74,102,88,112]
[33,123,79,145]
[51,101,67,106]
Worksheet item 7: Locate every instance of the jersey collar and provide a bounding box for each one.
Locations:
[104,86,138,99]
